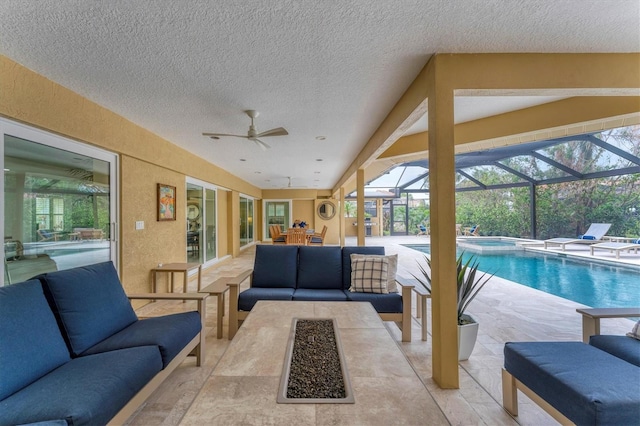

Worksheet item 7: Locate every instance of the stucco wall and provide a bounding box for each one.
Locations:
[0,55,258,292]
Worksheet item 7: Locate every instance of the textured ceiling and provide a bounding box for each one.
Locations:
[1,1,639,190]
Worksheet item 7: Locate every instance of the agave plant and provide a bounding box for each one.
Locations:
[411,252,494,325]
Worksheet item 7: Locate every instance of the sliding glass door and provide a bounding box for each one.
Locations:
[186,177,217,265]
[239,195,254,247]
[1,119,118,285]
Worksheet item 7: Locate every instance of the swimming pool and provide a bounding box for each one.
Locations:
[404,244,640,308]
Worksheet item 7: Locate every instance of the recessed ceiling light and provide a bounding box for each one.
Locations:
[265,179,271,182]
[315,136,326,140]
[255,171,261,174]
[240,159,246,162]
[314,171,321,174]
[315,159,323,162]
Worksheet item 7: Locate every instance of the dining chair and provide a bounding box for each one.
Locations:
[308,225,327,246]
[270,225,286,244]
[286,227,307,245]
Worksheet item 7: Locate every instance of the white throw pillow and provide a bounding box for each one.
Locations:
[349,255,389,294]
[350,253,398,293]
[626,320,640,340]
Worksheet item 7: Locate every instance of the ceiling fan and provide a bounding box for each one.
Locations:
[202,110,288,151]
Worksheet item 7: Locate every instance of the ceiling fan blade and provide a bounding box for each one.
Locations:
[253,139,271,151]
[256,127,288,138]
[202,132,248,139]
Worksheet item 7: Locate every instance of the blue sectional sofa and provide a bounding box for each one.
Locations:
[502,334,640,425]
[0,261,207,426]
[227,245,413,341]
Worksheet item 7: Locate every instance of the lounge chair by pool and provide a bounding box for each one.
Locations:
[543,223,611,251]
[590,242,640,259]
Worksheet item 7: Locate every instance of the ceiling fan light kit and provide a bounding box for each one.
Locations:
[203,110,288,151]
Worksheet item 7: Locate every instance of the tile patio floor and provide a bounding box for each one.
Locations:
[126,236,639,425]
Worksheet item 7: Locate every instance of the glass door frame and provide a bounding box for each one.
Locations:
[185,176,218,267]
[0,117,119,273]
[239,194,255,248]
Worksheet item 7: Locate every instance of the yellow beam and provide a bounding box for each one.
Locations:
[378,96,640,160]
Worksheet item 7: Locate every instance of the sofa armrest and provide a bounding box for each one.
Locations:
[129,293,208,364]
[576,307,640,343]
[395,278,413,342]
[226,269,253,340]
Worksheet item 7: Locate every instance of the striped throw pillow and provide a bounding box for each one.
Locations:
[349,255,389,294]
[350,253,398,292]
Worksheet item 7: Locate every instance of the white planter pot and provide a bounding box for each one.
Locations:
[458,314,479,361]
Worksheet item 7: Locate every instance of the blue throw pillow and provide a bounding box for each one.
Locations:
[0,280,70,400]
[579,235,596,240]
[38,262,138,356]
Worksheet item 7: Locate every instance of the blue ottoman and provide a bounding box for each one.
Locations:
[503,341,640,425]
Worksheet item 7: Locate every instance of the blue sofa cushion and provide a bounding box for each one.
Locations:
[293,289,348,301]
[252,245,298,288]
[38,262,138,356]
[81,311,201,368]
[341,247,385,290]
[238,287,295,311]
[0,346,162,426]
[504,341,640,425]
[297,246,342,289]
[346,291,403,313]
[589,334,640,367]
[0,280,71,401]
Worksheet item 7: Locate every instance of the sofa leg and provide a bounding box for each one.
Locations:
[401,285,413,342]
[502,368,518,416]
[196,298,206,366]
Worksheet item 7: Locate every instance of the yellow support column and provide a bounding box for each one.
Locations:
[427,56,459,388]
[356,169,365,246]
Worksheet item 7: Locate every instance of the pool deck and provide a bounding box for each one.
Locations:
[126,236,638,426]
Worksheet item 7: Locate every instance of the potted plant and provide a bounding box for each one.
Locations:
[411,252,494,360]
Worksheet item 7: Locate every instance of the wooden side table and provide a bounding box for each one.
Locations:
[413,285,431,341]
[152,263,202,296]
[200,270,252,339]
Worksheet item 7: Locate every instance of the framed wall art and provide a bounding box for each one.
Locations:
[157,183,176,221]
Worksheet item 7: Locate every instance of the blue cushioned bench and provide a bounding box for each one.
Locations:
[227,245,413,341]
[502,341,640,425]
[0,261,207,426]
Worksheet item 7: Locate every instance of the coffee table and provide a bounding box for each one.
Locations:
[180,301,447,425]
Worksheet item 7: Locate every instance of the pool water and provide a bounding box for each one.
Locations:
[404,244,640,308]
